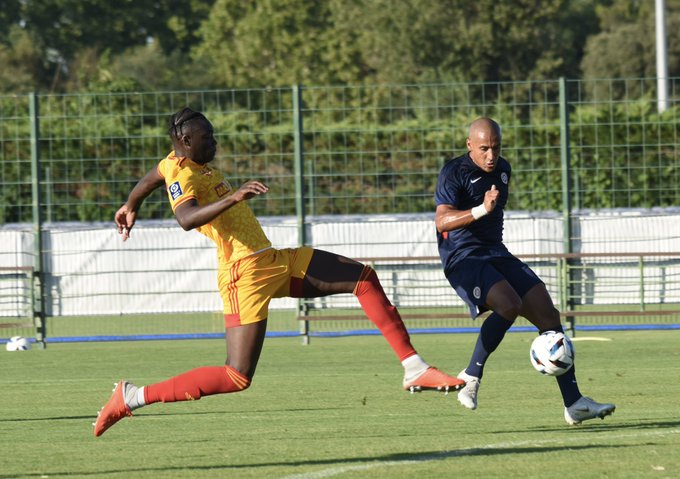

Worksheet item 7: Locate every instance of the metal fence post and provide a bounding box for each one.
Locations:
[29,92,46,348]
[293,84,310,345]
[559,78,576,336]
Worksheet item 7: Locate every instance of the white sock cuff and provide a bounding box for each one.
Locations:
[402,354,429,373]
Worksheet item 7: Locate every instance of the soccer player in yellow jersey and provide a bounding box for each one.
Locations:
[94,107,465,437]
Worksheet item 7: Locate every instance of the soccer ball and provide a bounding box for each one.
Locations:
[5,336,31,352]
[529,331,574,376]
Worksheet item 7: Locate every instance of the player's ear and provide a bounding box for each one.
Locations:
[182,135,191,147]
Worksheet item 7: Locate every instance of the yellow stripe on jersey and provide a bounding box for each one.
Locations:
[157,151,272,266]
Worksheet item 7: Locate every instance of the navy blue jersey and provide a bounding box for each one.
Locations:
[435,153,512,273]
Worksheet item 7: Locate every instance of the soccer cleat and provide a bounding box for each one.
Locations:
[456,369,480,410]
[403,367,465,394]
[564,396,616,425]
[93,381,133,437]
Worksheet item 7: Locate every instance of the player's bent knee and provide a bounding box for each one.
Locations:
[354,265,383,297]
[362,265,379,284]
[531,309,562,332]
[224,365,252,392]
[496,302,521,321]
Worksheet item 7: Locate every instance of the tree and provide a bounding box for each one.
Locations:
[0,26,44,94]
[581,0,680,81]
[194,0,366,87]
[348,0,599,83]
[0,0,21,45]
[196,0,600,89]
[7,0,215,92]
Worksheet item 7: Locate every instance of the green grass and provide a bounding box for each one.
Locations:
[1,331,679,478]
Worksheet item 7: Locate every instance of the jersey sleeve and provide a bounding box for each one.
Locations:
[434,164,459,207]
[157,157,198,211]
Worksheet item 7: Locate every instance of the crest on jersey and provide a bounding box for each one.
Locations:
[501,172,508,184]
[169,181,183,200]
[473,286,482,299]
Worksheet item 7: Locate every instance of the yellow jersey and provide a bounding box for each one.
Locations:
[157,151,272,266]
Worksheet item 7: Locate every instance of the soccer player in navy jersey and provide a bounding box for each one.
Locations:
[434,117,615,425]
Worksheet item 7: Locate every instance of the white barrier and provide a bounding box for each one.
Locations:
[1,208,679,316]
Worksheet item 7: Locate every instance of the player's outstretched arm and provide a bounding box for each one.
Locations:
[115,167,165,241]
[174,180,268,231]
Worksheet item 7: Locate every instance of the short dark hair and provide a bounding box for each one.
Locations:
[168,107,205,139]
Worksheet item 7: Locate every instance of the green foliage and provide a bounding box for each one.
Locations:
[4,0,673,93]
[2,82,679,223]
[194,0,351,88]
[571,99,680,208]
[0,0,21,45]
[582,1,680,82]
[105,44,216,92]
[0,95,32,224]
[194,0,599,89]
[0,26,45,94]
[4,0,215,92]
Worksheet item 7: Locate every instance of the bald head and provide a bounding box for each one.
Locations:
[468,117,501,140]
[466,117,501,173]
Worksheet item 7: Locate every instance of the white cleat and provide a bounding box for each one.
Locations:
[456,370,480,410]
[564,396,616,425]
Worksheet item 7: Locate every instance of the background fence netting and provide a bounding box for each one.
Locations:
[1,77,679,343]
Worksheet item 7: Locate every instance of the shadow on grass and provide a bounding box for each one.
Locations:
[0,443,632,478]
[522,418,680,433]
[0,406,355,423]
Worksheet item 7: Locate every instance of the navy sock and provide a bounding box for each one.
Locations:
[541,324,582,407]
[556,365,582,407]
[466,312,513,379]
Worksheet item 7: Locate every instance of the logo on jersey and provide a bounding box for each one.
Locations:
[200,167,213,177]
[169,181,183,200]
[470,177,482,184]
[501,172,508,184]
[473,286,482,299]
[214,181,229,198]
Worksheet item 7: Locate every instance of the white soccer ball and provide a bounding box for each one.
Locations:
[529,331,574,376]
[5,336,32,352]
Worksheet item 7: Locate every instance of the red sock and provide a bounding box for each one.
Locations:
[144,365,251,404]
[354,266,417,361]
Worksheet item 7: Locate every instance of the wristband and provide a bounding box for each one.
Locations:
[471,204,488,220]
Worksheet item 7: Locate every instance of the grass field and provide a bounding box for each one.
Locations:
[1,330,678,479]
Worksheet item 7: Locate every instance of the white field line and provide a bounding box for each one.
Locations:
[280,428,680,479]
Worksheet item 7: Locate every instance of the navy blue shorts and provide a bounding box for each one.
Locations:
[446,251,543,319]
